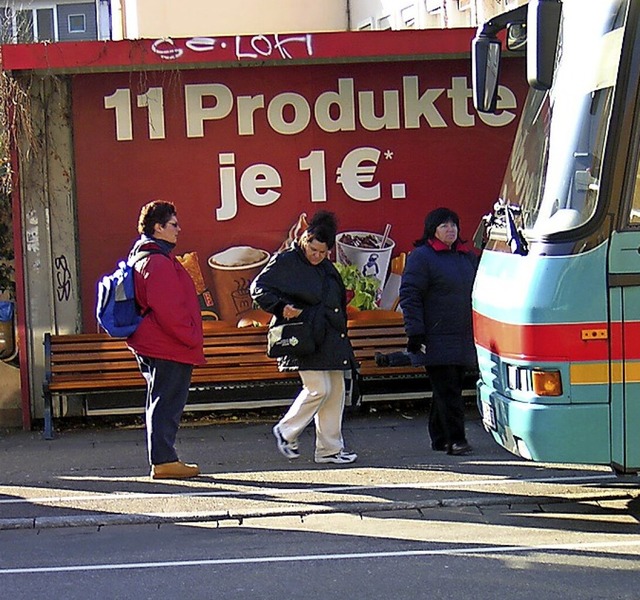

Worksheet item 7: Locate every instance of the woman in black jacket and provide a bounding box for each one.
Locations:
[250,211,357,464]
[399,207,478,456]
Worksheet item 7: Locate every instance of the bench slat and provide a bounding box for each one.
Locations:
[45,315,413,394]
[41,315,426,439]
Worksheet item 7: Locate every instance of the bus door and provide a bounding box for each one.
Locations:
[608,188,640,472]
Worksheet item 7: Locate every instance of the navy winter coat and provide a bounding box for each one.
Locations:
[399,240,478,367]
[250,243,355,372]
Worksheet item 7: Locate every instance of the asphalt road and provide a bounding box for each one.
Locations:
[1,497,639,599]
[2,404,640,598]
[1,404,639,529]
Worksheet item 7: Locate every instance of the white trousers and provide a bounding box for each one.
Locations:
[278,370,346,459]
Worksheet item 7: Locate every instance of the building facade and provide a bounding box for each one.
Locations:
[0,0,528,44]
[0,0,111,42]
[350,0,526,31]
[119,0,529,38]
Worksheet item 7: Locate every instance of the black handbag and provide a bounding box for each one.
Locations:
[267,321,316,358]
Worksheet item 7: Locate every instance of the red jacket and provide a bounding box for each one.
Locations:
[127,240,205,365]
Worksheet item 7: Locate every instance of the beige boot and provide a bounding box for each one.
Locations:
[151,461,200,480]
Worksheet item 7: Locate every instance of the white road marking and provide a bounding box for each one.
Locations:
[2,539,640,575]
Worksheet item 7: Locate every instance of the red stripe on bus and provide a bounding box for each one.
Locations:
[472,312,633,362]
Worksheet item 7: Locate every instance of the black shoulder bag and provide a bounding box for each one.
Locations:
[267,320,316,358]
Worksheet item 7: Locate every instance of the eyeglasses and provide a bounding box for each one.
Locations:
[164,221,180,229]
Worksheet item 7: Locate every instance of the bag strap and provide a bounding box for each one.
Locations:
[127,247,166,268]
[126,248,168,317]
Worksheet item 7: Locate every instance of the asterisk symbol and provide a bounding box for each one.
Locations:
[384,150,394,160]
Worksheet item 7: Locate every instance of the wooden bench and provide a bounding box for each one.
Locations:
[42,311,427,439]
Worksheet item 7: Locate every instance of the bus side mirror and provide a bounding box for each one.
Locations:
[472,34,502,113]
[527,0,562,90]
[506,22,527,52]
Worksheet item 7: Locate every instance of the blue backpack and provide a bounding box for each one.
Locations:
[96,249,163,337]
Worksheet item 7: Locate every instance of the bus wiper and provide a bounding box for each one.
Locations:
[474,200,529,255]
[505,204,529,255]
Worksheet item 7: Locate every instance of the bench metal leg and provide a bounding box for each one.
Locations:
[43,390,54,440]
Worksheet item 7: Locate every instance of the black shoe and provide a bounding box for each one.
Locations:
[374,352,390,367]
[431,442,447,452]
[447,442,473,456]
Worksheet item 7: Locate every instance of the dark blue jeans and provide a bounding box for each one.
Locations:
[135,355,193,466]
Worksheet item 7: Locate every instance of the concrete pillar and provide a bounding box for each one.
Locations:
[18,75,81,422]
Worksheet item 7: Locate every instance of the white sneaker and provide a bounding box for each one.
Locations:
[315,450,358,464]
[273,425,300,459]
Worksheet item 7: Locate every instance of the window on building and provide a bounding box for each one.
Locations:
[68,14,86,33]
[15,9,34,43]
[57,3,96,41]
[37,8,55,41]
[358,19,373,30]
[378,15,392,30]
[0,8,12,43]
[0,4,96,43]
[458,0,471,9]
[425,0,443,12]
[401,5,416,28]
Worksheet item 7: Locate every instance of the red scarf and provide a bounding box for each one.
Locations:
[428,238,471,253]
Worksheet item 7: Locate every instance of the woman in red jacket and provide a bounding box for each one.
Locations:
[127,201,205,479]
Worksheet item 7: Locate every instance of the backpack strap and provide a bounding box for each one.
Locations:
[126,248,168,318]
[127,247,167,268]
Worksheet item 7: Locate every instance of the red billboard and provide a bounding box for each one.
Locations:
[72,57,526,328]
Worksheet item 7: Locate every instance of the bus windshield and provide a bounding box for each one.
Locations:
[499,0,628,236]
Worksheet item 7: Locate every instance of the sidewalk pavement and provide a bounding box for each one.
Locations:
[0,403,635,531]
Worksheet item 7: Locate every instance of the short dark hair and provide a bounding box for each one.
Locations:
[414,207,460,246]
[138,201,177,236]
[302,210,338,249]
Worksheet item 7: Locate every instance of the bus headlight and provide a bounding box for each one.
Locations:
[506,364,563,396]
[532,370,563,396]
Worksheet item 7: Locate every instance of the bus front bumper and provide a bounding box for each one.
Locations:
[477,381,611,465]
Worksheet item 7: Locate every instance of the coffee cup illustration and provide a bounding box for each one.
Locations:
[208,246,270,323]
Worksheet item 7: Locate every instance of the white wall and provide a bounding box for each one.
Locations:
[349,0,430,31]
[349,0,527,32]
[123,0,349,39]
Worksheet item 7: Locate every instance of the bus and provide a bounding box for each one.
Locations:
[470,0,640,474]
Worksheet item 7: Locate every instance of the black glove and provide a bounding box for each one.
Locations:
[407,335,426,354]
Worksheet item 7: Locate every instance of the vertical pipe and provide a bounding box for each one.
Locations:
[10,136,30,431]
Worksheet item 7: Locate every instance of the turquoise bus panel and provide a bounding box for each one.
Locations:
[477,381,610,464]
[621,286,640,469]
[608,232,640,470]
[473,242,608,326]
[609,231,640,274]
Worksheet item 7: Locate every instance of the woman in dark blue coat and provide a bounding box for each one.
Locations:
[250,211,358,465]
[399,207,478,455]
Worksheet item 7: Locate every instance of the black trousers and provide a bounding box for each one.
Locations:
[427,365,467,449]
[135,355,193,466]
